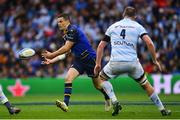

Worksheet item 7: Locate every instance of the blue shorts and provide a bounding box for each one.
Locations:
[71,57,96,78]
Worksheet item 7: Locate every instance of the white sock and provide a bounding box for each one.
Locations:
[101,81,117,103]
[0,87,8,104]
[150,92,165,111]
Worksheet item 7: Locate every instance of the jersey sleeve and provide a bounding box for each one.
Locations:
[139,25,148,38]
[102,35,110,42]
[66,28,78,42]
[105,26,112,37]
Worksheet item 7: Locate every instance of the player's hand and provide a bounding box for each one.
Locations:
[153,60,162,72]
[42,50,53,59]
[94,64,101,77]
[41,58,52,65]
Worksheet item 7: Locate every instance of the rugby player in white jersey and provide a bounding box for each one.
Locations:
[94,6,171,116]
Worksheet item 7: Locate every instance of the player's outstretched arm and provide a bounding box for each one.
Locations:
[94,41,108,76]
[42,41,74,59]
[41,56,63,65]
[142,35,162,72]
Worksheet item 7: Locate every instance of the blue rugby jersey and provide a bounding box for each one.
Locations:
[63,24,96,60]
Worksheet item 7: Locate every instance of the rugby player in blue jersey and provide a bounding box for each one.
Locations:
[42,13,112,112]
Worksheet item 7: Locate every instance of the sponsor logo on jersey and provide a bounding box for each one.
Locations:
[114,41,134,48]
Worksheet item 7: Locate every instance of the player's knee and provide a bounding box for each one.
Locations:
[64,77,73,83]
[94,84,101,90]
[141,81,148,89]
[92,80,101,90]
[99,72,109,82]
[135,73,148,86]
[141,81,154,95]
[134,72,154,96]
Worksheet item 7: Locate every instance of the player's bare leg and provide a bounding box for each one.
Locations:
[141,80,171,116]
[92,77,112,111]
[56,68,79,112]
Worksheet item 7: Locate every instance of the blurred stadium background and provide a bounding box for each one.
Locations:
[0,0,179,119]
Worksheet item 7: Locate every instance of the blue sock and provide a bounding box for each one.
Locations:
[4,101,11,109]
[64,83,72,106]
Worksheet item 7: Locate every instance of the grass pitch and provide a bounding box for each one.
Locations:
[0,94,179,119]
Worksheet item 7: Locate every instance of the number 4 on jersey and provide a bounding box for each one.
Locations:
[120,29,126,39]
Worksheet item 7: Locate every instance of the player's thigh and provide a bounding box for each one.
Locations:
[91,77,102,89]
[65,68,80,83]
[99,62,116,80]
[129,61,147,85]
[84,58,96,77]
[71,60,84,75]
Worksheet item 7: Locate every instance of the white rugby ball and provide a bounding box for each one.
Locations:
[19,48,35,59]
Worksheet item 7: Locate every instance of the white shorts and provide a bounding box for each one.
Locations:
[100,60,147,85]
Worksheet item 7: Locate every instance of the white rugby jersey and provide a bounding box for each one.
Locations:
[105,18,147,62]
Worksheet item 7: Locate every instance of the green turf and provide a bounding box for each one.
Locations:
[0,94,179,119]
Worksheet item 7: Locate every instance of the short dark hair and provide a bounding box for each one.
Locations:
[56,13,70,21]
[123,6,136,18]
